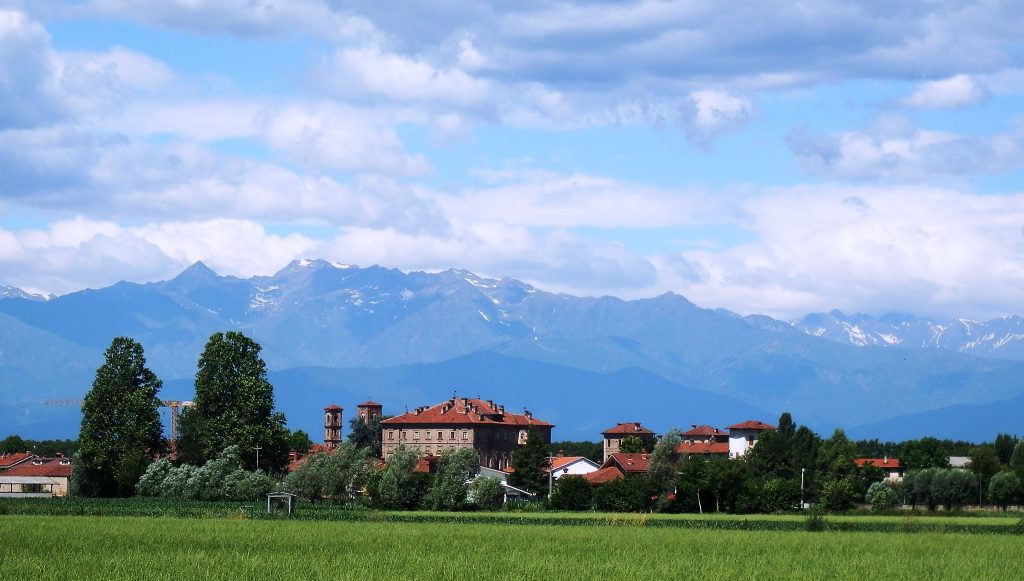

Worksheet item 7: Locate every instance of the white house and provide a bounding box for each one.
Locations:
[545,455,600,480]
[727,420,776,458]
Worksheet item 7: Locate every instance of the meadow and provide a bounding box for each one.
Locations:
[1,514,1021,580]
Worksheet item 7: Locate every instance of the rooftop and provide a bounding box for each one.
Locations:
[4,457,72,478]
[601,422,654,436]
[682,425,727,438]
[727,420,776,431]
[855,458,902,470]
[381,397,553,428]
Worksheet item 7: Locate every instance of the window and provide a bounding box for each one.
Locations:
[437,431,443,440]
[426,430,432,440]
[450,431,456,440]
[401,430,407,440]
[462,430,468,441]
[388,430,394,441]
[414,430,419,440]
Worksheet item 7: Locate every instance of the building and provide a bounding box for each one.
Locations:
[546,455,601,480]
[0,456,73,497]
[601,422,656,461]
[677,424,730,458]
[380,397,553,470]
[948,456,971,470]
[583,452,650,485]
[727,420,776,458]
[324,404,343,450]
[855,457,904,481]
[0,452,35,471]
[357,401,383,423]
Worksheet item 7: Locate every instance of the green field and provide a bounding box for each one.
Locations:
[1,514,1021,580]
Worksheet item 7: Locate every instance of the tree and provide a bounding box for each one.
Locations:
[619,435,646,454]
[969,445,1001,506]
[284,444,372,503]
[549,475,593,511]
[468,477,506,510]
[988,471,1021,511]
[190,331,290,472]
[901,437,950,470]
[647,429,682,510]
[509,428,550,496]
[994,434,1018,466]
[592,476,657,512]
[865,481,897,512]
[0,435,27,454]
[817,429,857,480]
[1011,441,1024,480]
[371,445,426,510]
[818,476,859,512]
[347,414,390,457]
[424,447,480,510]
[288,429,314,456]
[74,337,164,497]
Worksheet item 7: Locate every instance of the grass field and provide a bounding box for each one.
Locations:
[0,514,1021,580]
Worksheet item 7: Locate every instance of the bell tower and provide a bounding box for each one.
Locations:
[356,401,383,422]
[324,404,343,449]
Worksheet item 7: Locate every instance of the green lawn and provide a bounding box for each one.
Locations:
[0,515,1020,580]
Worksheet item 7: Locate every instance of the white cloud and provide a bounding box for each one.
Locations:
[788,115,1024,181]
[684,89,754,144]
[901,75,988,109]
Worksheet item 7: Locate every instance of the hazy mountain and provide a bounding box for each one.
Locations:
[792,310,1024,360]
[2,260,1023,440]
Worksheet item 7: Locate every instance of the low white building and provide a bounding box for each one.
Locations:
[545,455,600,480]
[727,420,776,458]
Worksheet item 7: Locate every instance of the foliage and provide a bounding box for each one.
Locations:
[987,471,1021,511]
[548,475,593,511]
[618,435,646,454]
[135,457,173,497]
[736,477,799,514]
[424,448,480,511]
[901,438,951,470]
[647,429,682,510]
[347,414,390,458]
[804,505,826,531]
[993,434,1018,466]
[591,475,657,512]
[549,441,603,463]
[817,429,857,480]
[819,476,860,512]
[371,445,426,510]
[865,481,897,512]
[283,444,373,503]
[288,430,313,456]
[1011,441,1024,480]
[468,477,506,511]
[508,428,550,497]
[190,331,290,472]
[137,446,272,501]
[75,337,164,498]
[0,436,78,457]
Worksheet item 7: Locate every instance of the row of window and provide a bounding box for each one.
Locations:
[387,429,470,442]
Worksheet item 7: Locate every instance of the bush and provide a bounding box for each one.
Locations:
[819,476,859,512]
[865,481,897,512]
[468,477,506,511]
[804,506,826,531]
[988,471,1021,511]
[135,458,173,497]
[736,477,799,514]
[549,475,593,511]
[592,476,657,512]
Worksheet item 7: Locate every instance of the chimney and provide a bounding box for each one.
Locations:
[884,455,889,464]
[691,424,697,429]
[524,409,532,419]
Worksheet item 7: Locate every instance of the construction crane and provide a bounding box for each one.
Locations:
[44,399,195,442]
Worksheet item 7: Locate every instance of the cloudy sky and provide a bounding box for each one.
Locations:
[2,1,1024,319]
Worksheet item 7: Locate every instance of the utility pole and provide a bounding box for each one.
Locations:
[801,468,806,509]
[254,445,262,471]
[547,456,553,498]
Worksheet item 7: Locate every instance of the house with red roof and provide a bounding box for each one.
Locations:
[727,420,776,458]
[601,422,656,461]
[0,451,35,471]
[0,456,73,497]
[545,454,600,481]
[582,452,650,485]
[381,397,553,470]
[855,457,904,482]
[677,425,730,458]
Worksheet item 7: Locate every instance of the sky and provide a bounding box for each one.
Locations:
[1,1,1024,320]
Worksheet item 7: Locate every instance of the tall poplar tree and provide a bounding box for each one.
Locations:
[190,331,289,472]
[509,428,550,496]
[74,337,164,497]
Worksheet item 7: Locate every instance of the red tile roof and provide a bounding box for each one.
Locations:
[357,401,382,407]
[381,397,553,428]
[0,452,34,469]
[682,425,727,438]
[324,404,343,411]
[4,458,72,478]
[855,458,902,470]
[606,453,650,474]
[601,422,654,435]
[583,466,624,485]
[727,420,776,431]
[676,441,730,455]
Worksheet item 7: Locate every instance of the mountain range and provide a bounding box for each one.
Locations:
[1,259,1022,442]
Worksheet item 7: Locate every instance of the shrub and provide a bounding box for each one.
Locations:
[988,472,1021,511]
[549,475,593,511]
[136,458,173,497]
[804,506,826,531]
[468,477,506,511]
[865,481,897,512]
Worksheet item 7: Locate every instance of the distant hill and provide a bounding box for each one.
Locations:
[2,259,1023,440]
[848,391,1024,442]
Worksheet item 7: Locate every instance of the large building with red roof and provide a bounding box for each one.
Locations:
[0,456,73,497]
[381,397,553,470]
[677,424,731,457]
[855,457,904,481]
[601,422,656,461]
[583,452,651,485]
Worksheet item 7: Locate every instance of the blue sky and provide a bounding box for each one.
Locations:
[2,1,1024,319]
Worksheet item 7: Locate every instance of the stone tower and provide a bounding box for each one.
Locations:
[356,401,383,423]
[324,404,344,449]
